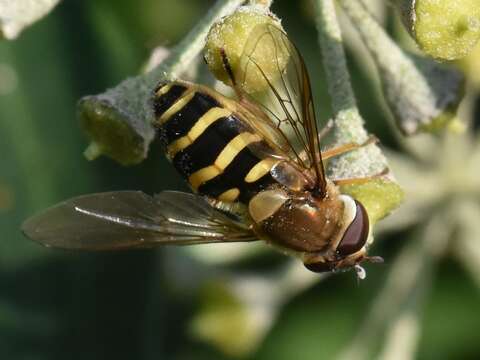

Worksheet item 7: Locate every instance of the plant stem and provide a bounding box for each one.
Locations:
[313,0,402,225]
[146,0,246,86]
[78,0,245,165]
[314,0,367,144]
[314,0,388,181]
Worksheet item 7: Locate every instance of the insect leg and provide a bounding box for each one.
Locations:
[318,119,334,141]
[321,135,379,160]
[332,168,389,186]
[297,119,335,162]
[220,48,237,86]
[220,48,254,105]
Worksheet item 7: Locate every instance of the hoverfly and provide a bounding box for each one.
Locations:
[23,24,383,278]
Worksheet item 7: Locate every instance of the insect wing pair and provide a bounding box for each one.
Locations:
[22,191,255,250]
[23,24,368,274]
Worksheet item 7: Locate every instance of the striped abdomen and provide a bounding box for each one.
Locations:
[153,81,278,204]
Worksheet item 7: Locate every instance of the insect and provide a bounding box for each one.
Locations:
[22,24,384,278]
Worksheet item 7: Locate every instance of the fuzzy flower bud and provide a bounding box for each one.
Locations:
[190,279,275,357]
[398,0,480,60]
[341,179,404,225]
[190,263,320,357]
[204,5,287,93]
[78,86,155,166]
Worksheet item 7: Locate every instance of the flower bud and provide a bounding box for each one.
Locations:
[326,141,404,227]
[78,81,155,166]
[190,280,273,357]
[398,0,480,60]
[204,5,287,94]
[340,179,405,225]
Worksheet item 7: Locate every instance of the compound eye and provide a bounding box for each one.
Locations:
[337,200,369,256]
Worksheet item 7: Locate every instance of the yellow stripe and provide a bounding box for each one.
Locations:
[244,158,279,183]
[188,108,232,142]
[156,83,172,96]
[214,132,261,170]
[166,107,232,157]
[166,137,191,158]
[189,132,261,190]
[218,188,240,202]
[189,166,221,190]
[158,90,195,125]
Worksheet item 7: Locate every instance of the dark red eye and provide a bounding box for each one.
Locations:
[337,200,369,256]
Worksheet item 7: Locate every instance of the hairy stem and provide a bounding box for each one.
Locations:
[78,0,245,165]
[147,0,246,85]
[313,0,402,225]
[314,0,366,144]
[314,0,388,181]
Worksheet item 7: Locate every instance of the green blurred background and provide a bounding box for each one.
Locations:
[1,1,479,359]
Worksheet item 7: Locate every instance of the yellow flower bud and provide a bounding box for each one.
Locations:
[78,94,153,166]
[191,281,266,357]
[341,179,405,225]
[204,5,287,94]
[399,0,480,60]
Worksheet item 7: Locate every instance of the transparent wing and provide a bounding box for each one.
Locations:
[22,191,257,250]
[233,23,327,195]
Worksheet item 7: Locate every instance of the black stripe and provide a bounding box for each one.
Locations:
[198,142,275,203]
[238,173,275,203]
[198,147,258,196]
[162,92,220,143]
[171,115,247,178]
[153,84,187,119]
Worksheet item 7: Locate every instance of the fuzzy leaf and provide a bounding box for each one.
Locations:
[0,0,60,40]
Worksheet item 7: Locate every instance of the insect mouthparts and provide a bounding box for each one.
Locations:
[354,264,366,280]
